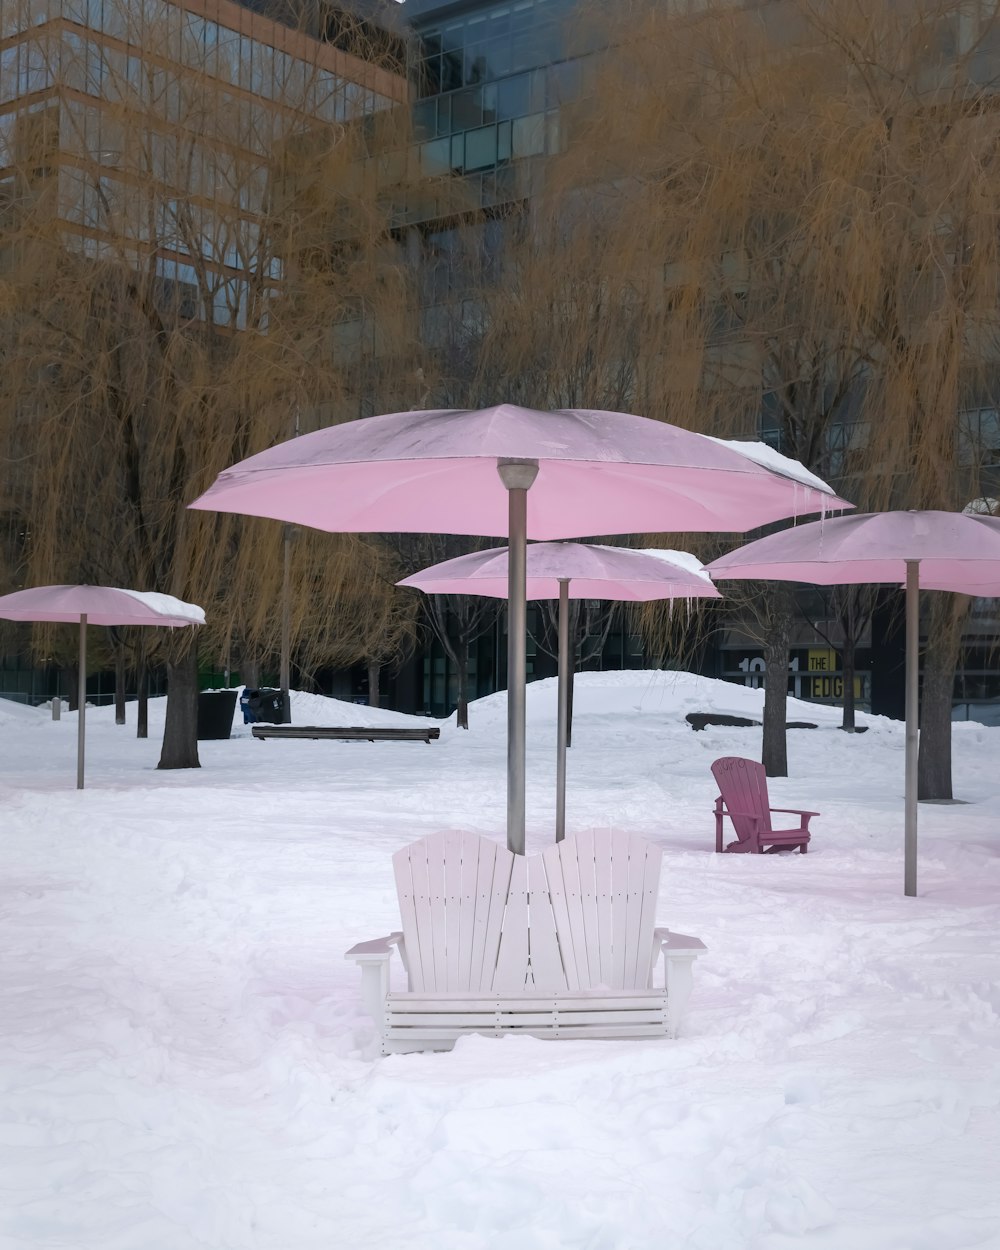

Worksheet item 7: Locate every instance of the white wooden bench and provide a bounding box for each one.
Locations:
[346,829,706,1054]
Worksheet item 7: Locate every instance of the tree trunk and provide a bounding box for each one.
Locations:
[762,588,794,777]
[114,647,126,725]
[242,657,261,689]
[840,636,857,732]
[918,593,967,800]
[456,640,470,730]
[137,660,148,739]
[367,659,381,708]
[158,649,200,770]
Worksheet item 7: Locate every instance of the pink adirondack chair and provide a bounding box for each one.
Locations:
[712,756,818,853]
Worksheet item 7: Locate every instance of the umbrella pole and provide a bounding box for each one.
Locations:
[498,458,539,855]
[77,613,87,790]
[556,578,570,843]
[904,559,919,896]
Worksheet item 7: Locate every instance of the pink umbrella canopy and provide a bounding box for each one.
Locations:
[190,403,850,854]
[401,542,720,842]
[707,510,1000,898]
[706,510,1000,585]
[0,584,206,628]
[0,584,204,790]
[399,541,722,601]
[188,405,850,536]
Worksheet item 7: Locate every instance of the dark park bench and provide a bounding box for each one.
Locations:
[251,725,441,744]
[685,713,819,732]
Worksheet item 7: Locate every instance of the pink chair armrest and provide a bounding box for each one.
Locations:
[721,809,764,824]
[770,807,820,817]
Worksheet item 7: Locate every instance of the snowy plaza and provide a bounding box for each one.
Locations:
[2,670,998,1249]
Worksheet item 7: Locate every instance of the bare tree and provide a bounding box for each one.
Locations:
[390,534,501,728]
[0,0,417,763]
[462,0,1000,786]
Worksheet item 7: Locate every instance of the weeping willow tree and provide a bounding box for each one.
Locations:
[0,0,420,765]
[461,0,1000,790]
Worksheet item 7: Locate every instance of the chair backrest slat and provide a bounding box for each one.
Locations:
[594,829,614,989]
[457,832,482,991]
[540,841,580,991]
[557,830,591,986]
[493,853,530,991]
[609,831,631,989]
[444,829,464,991]
[623,832,649,987]
[575,828,603,990]
[526,853,567,992]
[393,841,426,992]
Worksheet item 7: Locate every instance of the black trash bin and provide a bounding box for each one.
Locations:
[240,687,290,725]
[197,689,239,740]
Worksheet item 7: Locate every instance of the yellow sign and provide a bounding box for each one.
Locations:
[807,649,862,699]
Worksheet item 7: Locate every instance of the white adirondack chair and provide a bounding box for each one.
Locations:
[346,828,706,1054]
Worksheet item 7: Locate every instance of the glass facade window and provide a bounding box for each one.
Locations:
[2,0,400,285]
[959,407,1000,467]
[417,0,578,99]
[406,0,586,208]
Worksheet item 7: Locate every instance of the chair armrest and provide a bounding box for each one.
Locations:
[770,808,820,817]
[345,932,403,963]
[651,929,707,1037]
[717,809,763,825]
[345,933,404,1023]
[653,927,708,955]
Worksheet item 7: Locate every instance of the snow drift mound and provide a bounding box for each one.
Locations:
[285,689,439,729]
[0,696,46,727]
[461,669,885,731]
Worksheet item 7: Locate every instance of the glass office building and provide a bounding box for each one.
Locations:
[1,0,406,327]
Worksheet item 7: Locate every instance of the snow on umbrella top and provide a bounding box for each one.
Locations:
[0,584,205,627]
[188,404,851,538]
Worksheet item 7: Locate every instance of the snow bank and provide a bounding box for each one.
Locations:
[285,688,439,729]
[0,695,46,727]
[460,668,887,733]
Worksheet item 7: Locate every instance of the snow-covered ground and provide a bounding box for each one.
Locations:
[2,672,999,1250]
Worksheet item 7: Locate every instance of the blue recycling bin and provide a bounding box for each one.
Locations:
[239,687,290,725]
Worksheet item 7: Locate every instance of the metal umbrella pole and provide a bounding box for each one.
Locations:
[904,558,920,897]
[498,458,538,855]
[556,577,571,843]
[279,410,300,722]
[77,613,87,790]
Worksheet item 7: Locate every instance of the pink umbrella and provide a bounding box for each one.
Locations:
[0,585,205,789]
[190,403,850,854]
[707,509,1000,896]
[400,541,721,842]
